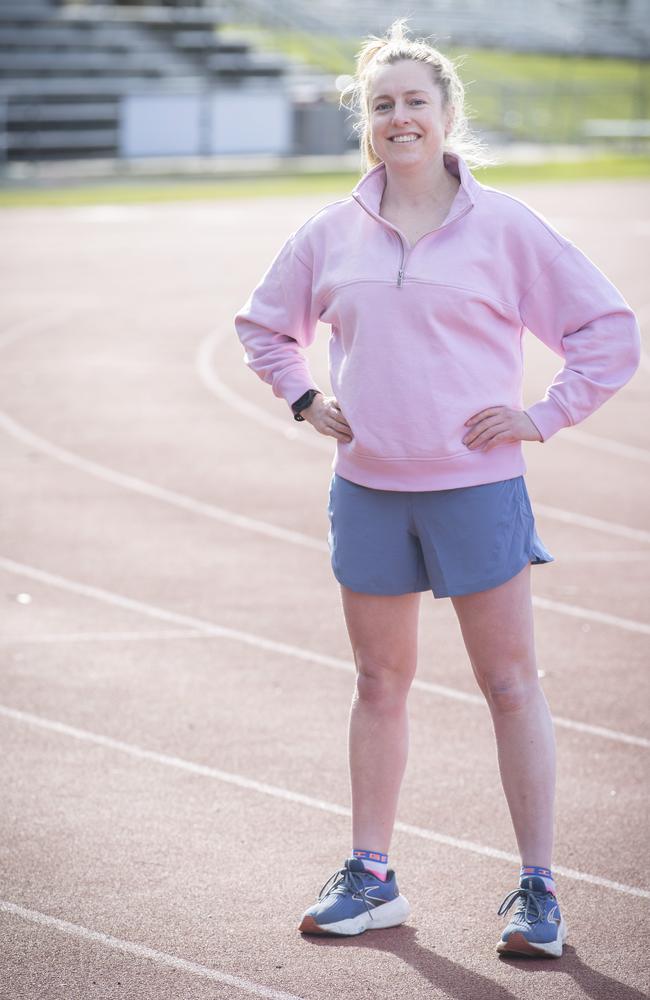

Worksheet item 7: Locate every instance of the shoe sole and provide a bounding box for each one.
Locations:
[299,893,411,936]
[497,918,568,958]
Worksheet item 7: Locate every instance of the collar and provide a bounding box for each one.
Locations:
[351,150,482,229]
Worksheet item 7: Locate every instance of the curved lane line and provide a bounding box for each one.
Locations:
[195,332,329,449]
[198,327,650,462]
[4,407,650,553]
[0,900,305,1000]
[1,556,648,749]
[0,412,327,552]
[0,704,647,899]
[197,328,650,530]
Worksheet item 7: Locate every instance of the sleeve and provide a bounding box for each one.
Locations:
[234,233,324,412]
[519,242,642,442]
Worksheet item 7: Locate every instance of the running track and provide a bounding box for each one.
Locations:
[0,177,648,999]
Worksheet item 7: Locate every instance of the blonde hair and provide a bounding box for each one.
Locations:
[339,17,496,173]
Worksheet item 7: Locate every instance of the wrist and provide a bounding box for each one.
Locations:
[292,389,322,421]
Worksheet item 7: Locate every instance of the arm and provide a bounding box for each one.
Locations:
[234,235,323,413]
[519,242,641,442]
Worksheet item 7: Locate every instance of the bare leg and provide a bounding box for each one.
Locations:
[340,585,421,854]
[451,564,556,867]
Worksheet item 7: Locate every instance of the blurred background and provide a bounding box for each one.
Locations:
[0,0,648,200]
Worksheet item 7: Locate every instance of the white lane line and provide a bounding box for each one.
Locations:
[3,554,648,643]
[201,322,650,538]
[2,321,648,549]
[0,412,326,552]
[533,595,650,635]
[535,504,650,545]
[0,899,305,1000]
[553,551,650,562]
[563,428,650,463]
[198,327,650,462]
[0,629,205,644]
[2,404,649,558]
[1,704,647,900]
[0,310,83,350]
[195,331,329,448]
[1,557,648,749]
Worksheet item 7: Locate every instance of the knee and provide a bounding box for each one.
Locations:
[482,671,540,715]
[354,654,414,710]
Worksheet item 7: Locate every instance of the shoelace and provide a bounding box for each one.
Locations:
[317,866,379,918]
[497,887,549,925]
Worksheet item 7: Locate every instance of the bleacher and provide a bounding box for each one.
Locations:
[0,0,289,161]
[242,0,650,59]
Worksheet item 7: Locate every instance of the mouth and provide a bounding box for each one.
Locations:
[389,133,421,143]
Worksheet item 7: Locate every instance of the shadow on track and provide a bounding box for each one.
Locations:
[300,930,648,999]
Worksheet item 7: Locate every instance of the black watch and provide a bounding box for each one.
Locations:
[292,389,321,421]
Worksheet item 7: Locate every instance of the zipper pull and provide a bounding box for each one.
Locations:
[397,268,404,287]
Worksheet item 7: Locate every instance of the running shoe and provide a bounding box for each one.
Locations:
[298,857,411,936]
[497,875,567,957]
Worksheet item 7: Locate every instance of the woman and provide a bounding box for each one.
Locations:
[234,20,640,957]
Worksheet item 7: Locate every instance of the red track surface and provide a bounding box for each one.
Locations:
[1,178,649,999]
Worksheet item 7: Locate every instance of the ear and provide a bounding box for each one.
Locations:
[444,107,455,137]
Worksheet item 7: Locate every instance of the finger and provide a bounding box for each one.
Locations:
[330,406,349,425]
[478,428,514,450]
[465,425,509,449]
[329,414,353,433]
[322,419,352,441]
[464,406,506,427]
[463,418,507,447]
[483,432,510,452]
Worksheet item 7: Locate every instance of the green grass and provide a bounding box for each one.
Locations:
[0,155,648,209]
[220,25,650,142]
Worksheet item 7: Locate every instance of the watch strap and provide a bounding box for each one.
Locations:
[292,389,321,421]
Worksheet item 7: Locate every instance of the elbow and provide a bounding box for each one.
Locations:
[618,310,643,384]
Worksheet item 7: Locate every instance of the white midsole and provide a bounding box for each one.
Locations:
[318,893,411,936]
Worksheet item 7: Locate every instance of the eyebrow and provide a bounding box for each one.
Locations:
[371,90,429,102]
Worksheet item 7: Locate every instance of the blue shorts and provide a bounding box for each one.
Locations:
[326,473,554,598]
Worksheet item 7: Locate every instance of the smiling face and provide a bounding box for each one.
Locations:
[367,59,452,169]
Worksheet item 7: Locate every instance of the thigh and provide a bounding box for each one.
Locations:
[340,585,421,689]
[450,562,537,682]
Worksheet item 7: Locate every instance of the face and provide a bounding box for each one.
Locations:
[367,59,452,168]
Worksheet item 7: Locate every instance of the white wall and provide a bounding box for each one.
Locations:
[119,95,203,157]
[208,89,291,155]
[119,89,292,158]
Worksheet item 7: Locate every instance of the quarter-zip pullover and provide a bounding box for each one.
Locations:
[234,151,641,491]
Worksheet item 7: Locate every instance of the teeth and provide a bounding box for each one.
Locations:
[391,135,419,143]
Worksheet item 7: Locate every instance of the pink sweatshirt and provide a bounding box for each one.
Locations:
[234,151,641,490]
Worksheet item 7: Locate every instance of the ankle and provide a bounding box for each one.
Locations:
[352,848,389,881]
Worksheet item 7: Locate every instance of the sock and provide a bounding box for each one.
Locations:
[352,848,388,881]
[520,864,556,895]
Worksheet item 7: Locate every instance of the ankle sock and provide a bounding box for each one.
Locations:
[352,848,388,881]
[520,864,556,895]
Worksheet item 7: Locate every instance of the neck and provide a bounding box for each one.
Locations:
[381,154,459,209]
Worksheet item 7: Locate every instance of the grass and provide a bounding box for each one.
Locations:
[0,155,648,209]
[220,26,650,142]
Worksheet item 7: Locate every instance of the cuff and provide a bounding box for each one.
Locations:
[524,397,572,443]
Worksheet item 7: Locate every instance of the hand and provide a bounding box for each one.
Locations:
[462,406,543,452]
[302,393,354,443]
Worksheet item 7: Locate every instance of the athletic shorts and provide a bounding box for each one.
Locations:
[326,473,554,598]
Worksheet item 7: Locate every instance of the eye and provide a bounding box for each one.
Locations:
[374,102,390,111]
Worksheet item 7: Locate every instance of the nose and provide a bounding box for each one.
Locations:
[390,101,412,126]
